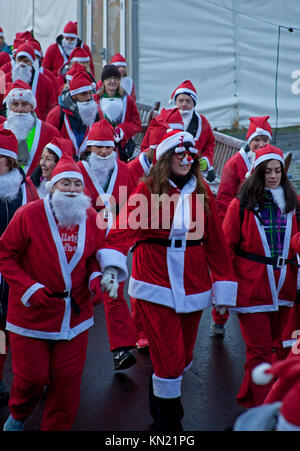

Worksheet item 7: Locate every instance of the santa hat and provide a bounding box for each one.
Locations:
[0,129,18,160]
[63,21,78,39]
[45,137,74,160]
[246,116,272,144]
[0,28,4,38]
[111,53,127,67]
[169,80,197,105]
[67,47,90,65]
[155,129,196,162]
[66,62,86,82]
[15,43,35,64]
[69,71,92,96]
[49,154,84,188]
[87,119,116,148]
[252,356,300,431]
[30,39,43,59]
[158,108,184,131]
[146,119,169,150]
[3,80,37,109]
[15,31,33,41]
[253,144,284,170]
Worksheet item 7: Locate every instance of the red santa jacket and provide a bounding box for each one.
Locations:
[95,93,142,150]
[216,147,252,223]
[127,152,151,190]
[42,41,95,77]
[1,118,61,177]
[0,196,106,340]
[223,197,298,313]
[4,69,57,121]
[98,178,237,313]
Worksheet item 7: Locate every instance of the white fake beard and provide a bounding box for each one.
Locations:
[267,185,286,214]
[101,97,123,124]
[89,151,116,188]
[52,190,91,228]
[6,110,35,141]
[12,62,32,84]
[0,168,23,201]
[77,99,98,127]
[62,38,77,56]
[179,108,194,131]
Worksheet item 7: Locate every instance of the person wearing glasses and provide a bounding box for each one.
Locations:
[98,129,237,431]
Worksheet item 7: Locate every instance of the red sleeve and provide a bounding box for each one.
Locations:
[196,115,215,166]
[46,105,63,131]
[222,197,242,262]
[118,95,142,143]
[216,157,241,223]
[42,44,56,73]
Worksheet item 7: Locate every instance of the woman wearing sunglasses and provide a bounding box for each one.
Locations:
[98,129,237,431]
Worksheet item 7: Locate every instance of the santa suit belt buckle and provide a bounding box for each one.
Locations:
[170,238,186,251]
[276,256,285,268]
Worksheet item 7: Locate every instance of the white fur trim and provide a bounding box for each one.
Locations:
[50,171,84,187]
[16,51,34,63]
[267,186,286,214]
[251,362,273,385]
[46,143,62,159]
[152,373,182,399]
[156,131,195,161]
[63,33,78,38]
[21,283,45,307]
[86,140,115,148]
[255,153,284,168]
[96,248,128,282]
[173,87,197,104]
[277,413,300,431]
[248,129,272,144]
[71,56,90,62]
[212,280,238,307]
[70,86,92,96]
[112,61,127,67]
[0,148,17,160]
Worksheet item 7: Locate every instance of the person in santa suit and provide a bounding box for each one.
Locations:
[110,53,136,102]
[78,119,137,369]
[42,21,95,78]
[58,47,96,95]
[223,144,299,409]
[0,154,105,431]
[0,129,38,407]
[99,128,237,430]
[3,43,57,121]
[1,80,60,177]
[95,64,142,163]
[211,116,273,337]
[168,80,216,182]
[27,136,74,198]
[46,71,100,159]
[0,27,12,55]
[30,38,59,102]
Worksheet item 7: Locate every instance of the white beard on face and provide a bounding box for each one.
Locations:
[89,151,116,188]
[0,168,23,201]
[12,62,32,84]
[179,108,194,131]
[52,190,91,228]
[77,99,98,127]
[62,38,77,56]
[100,97,123,124]
[6,110,35,141]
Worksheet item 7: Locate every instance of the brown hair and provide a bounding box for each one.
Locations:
[142,148,210,214]
[6,157,19,170]
[238,159,298,213]
[96,82,126,98]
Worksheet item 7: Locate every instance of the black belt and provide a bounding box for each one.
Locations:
[131,237,204,253]
[235,248,300,269]
[48,291,81,315]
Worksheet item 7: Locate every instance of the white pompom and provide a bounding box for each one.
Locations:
[251,363,273,385]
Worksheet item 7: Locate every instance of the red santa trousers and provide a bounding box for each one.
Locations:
[102,281,136,351]
[8,330,88,431]
[136,299,202,387]
[130,297,147,342]
[236,307,290,408]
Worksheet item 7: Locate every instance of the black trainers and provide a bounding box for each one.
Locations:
[0,381,9,406]
[113,349,137,371]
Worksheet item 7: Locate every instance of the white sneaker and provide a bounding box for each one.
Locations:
[3,414,25,431]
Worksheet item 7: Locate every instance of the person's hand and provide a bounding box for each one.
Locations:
[200,158,208,171]
[114,127,124,143]
[214,305,228,315]
[90,277,103,306]
[28,287,60,309]
[101,267,119,299]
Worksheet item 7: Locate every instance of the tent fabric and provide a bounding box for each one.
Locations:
[138,0,300,130]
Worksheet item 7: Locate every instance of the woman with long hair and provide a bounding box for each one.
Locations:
[95,64,141,162]
[223,144,299,409]
[98,129,237,430]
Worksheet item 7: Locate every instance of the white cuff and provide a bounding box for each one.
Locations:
[96,248,128,282]
[21,283,45,307]
[152,373,182,399]
[213,281,237,307]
